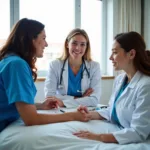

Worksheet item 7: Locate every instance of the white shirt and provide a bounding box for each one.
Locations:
[44,59,101,108]
[97,71,150,144]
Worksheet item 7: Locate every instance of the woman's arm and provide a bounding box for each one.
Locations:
[63,62,101,107]
[77,106,105,120]
[35,99,58,110]
[98,134,118,143]
[74,106,118,143]
[15,102,91,126]
[74,131,118,143]
[90,111,105,120]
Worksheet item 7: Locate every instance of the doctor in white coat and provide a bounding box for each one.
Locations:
[74,31,150,144]
[44,28,101,108]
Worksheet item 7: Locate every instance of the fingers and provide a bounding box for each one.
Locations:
[50,101,58,108]
[78,111,92,122]
[45,100,57,109]
[46,96,56,100]
[83,88,93,97]
[45,97,58,103]
[77,106,85,114]
[77,105,89,114]
[44,97,58,109]
[74,131,89,135]
[84,113,92,122]
[46,97,64,107]
[83,106,89,113]
[87,88,93,93]
[73,131,90,138]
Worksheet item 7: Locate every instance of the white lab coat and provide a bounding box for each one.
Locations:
[97,71,150,144]
[44,59,101,108]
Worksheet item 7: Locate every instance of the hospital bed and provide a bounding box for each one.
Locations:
[0,108,150,150]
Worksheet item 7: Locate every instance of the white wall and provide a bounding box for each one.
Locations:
[35,79,114,105]
[100,79,114,104]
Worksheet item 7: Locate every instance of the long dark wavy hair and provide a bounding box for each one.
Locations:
[115,31,150,76]
[0,18,45,81]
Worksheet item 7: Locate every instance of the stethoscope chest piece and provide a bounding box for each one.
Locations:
[58,84,63,89]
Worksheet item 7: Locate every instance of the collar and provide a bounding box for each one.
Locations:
[119,71,142,89]
[128,71,142,88]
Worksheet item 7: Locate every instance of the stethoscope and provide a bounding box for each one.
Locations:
[58,58,90,89]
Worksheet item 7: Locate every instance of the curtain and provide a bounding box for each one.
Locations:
[143,0,150,49]
[112,0,141,76]
[102,0,142,76]
[114,0,141,34]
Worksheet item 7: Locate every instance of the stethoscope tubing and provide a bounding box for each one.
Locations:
[59,58,90,87]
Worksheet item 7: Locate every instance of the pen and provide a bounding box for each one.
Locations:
[88,108,96,111]
[59,109,65,113]
[57,106,65,113]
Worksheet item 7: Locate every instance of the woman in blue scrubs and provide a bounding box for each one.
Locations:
[0,18,91,132]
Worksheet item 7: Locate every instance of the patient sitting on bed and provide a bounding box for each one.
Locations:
[74,31,150,144]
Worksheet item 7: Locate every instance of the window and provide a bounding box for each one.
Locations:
[4,0,104,77]
[81,0,102,72]
[0,0,10,48]
[20,0,74,77]
[19,0,102,77]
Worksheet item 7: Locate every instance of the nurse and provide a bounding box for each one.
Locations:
[0,18,91,132]
[74,31,150,144]
[44,28,101,108]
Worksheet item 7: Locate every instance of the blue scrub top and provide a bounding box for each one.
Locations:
[67,64,83,97]
[111,77,129,126]
[0,55,37,132]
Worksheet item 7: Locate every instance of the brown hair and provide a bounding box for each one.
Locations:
[59,28,92,61]
[114,31,150,76]
[0,18,45,81]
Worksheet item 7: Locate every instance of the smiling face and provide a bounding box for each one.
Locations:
[33,29,48,58]
[110,40,135,71]
[67,34,87,60]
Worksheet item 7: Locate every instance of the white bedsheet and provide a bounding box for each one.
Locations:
[0,109,150,150]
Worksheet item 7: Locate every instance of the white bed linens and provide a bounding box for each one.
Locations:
[0,109,150,150]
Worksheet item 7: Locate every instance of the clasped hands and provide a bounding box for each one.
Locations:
[40,97,94,122]
[74,105,103,142]
[40,99,100,140]
[39,98,108,142]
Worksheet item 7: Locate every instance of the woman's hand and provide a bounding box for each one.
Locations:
[42,99,57,110]
[77,105,105,120]
[82,88,93,97]
[36,96,64,110]
[77,105,89,114]
[71,111,92,122]
[45,96,65,107]
[37,99,58,110]
[74,131,118,143]
[73,131,100,141]
[74,88,93,99]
